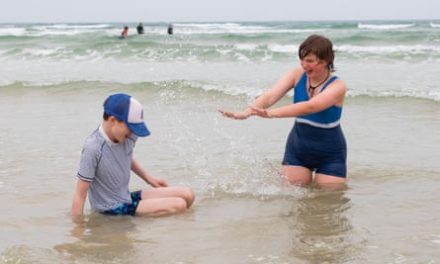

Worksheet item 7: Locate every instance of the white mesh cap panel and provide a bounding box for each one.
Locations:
[127,97,144,123]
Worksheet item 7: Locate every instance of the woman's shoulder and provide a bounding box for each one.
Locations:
[323,76,347,99]
[283,67,305,87]
[292,67,305,78]
[329,76,347,90]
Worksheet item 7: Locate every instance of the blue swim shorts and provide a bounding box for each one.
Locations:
[282,122,347,178]
[102,190,142,216]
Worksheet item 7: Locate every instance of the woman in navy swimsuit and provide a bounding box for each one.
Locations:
[220,35,347,188]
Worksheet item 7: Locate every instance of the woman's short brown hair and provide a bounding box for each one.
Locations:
[299,34,335,71]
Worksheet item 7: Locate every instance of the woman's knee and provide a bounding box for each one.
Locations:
[315,174,347,190]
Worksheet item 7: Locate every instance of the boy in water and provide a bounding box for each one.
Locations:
[71,93,194,217]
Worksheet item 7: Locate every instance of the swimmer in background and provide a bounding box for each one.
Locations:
[120,26,129,38]
[136,23,144,34]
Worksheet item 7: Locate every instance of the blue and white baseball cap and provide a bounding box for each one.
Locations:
[103,93,150,137]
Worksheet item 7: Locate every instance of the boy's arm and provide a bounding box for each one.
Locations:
[71,178,90,218]
[131,157,168,188]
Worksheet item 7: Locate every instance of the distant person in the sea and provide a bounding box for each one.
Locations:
[167,24,173,35]
[136,22,144,34]
[219,35,347,188]
[120,26,129,38]
[71,93,195,218]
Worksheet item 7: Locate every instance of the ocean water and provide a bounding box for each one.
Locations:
[1,21,440,263]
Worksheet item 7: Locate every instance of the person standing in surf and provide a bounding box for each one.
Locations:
[167,24,173,35]
[120,26,129,38]
[136,23,144,34]
[219,35,347,188]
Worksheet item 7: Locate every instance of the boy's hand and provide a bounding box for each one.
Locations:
[149,177,168,188]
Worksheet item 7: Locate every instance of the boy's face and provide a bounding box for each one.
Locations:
[108,117,132,143]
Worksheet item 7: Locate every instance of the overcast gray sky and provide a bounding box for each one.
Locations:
[1,0,439,23]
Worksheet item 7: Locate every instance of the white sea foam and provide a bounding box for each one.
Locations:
[234,44,258,51]
[170,23,318,35]
[0,24,113,37]
[185,28,317,35]
[21,48,64,57]
[30,28,95,36]
[430,22,440,28]
[47,24,111,29]
[174,23,243,28]
[0,80,14,86]
[268,44,297,53]
[185,80,263,98]
[0,27,26,36]
[358,23,414,30]
[336,44,440,54]
[347,88,440,102]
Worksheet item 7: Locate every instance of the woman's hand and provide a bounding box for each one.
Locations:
[218,108,252,120]
[249,105,272,118]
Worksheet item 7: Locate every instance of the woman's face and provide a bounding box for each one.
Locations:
[300,53,327,77]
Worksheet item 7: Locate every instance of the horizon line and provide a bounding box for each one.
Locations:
[1,18,439,24]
